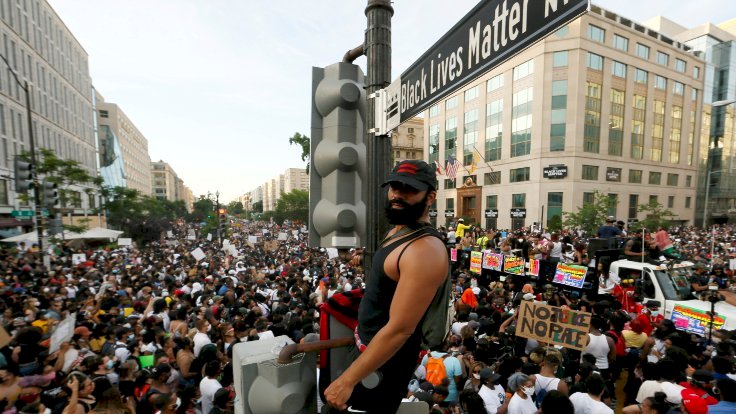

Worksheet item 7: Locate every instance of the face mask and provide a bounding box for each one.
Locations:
[107,360,115,369]
[651,310,660,317]
[128,334,135,341]
[44,409,51,414]
[473,373,480,380]
[24,316,33,322]
[206,325,212,332]
[33,301,40,307]
[523,386,535,396]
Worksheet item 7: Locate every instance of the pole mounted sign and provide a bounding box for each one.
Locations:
[376,0,588,134]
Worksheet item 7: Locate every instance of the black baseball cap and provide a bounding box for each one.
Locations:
[382,160,438,191]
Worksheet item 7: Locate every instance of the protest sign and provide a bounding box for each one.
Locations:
[207,233,212,241]
[292,230,299,237]
[228,246,239,257]
[223,239,230,247]
[450,248,457,262]
[470,251,483,274]
[72,254,86,265]
[553,263,587,288]
[528,259,541,277]
[247,235,259,244]
[117,238,132,246]
[0,327,10,348]
[191,248,206,262]
[326,248,339,260]
[670,304,726,336]
[516,301,591,351]
[50,314,76,353]
[278,232,288,241]
[730,258,736,271]
[264,240,279,252]
[482,253,503,271]
[166,230,174,238]
[503,256,525,275]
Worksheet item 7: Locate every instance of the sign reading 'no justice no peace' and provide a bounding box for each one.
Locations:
[386,0,588,129]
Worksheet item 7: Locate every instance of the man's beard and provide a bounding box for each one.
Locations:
[384,193,429,225]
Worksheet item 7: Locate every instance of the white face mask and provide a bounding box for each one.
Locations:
[651,310,660,317]
[473,373,480,380]
[523,386,534,396]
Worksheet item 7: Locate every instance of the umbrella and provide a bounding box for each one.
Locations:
[65,227,123,240]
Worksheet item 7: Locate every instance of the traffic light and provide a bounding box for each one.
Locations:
[218,208,227,235]
[42,179,59,210]
[309,62,366,249]
[47,217,63,235]
[14,156,32,193]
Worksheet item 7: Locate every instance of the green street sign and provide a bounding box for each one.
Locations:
[11,210,33,218]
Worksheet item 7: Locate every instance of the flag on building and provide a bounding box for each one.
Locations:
[445,155,461,180]
[468,152,479,174]
[434,161,443,176]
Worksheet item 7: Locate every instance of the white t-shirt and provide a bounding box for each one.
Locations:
[451,321,468,336]
[507,394,536,414]
[534,374,560,395]
[569,392,613,414]
[193,331,212,357]
[636,380,663,403]
[199,376,222,414]
[478,384,506,414]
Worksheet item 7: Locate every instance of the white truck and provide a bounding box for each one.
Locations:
[608,259,736,335]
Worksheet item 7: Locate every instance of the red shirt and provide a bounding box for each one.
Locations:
[678,382,718,405]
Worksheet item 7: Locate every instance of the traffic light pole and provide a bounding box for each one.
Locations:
[24,80,44,256]
[363,0,393,275]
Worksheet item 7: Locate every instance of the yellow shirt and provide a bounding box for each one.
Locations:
[31,319,49,333]
[622,330,648,348]
[455,223,472,238]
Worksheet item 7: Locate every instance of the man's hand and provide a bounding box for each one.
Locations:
[324,375,356,411]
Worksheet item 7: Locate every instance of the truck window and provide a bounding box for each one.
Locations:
[644,272,656,298]
[652,269,680,300]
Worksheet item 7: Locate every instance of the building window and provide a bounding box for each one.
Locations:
[685,196,691,208]
[555,25,569,37]
[582,165,599,180]
[463,109,479,165]
[654,75,667,90]
[512,193,525,208]
[511,87,532,157]
[485,98,503,161]
[552,51,568,67]
[636,43,650,59]
[648,172,662,185]
[629,194,639,219]
[588,24,605,42]
[669,106,682,164]
[486,195,498,229]
[631,95,646,159]
[649,195,658,204]
[547,192,563,228]
[672,81,684,95]
[584,82,601,153]
[675,58,686,73]
[513,59,534,80]
[609,89,625,156]
[667,173,679,186]
[613,34,629,51]
[88,193,96,209]
[651,100,664,162]
[612,61,627,78]
[465,85,479,102]
[607,193,618,217]
[550,80,567,151]
[444,179,456,189]
[487,74,504,92]
[583,192,595,205]
[656,51,669,66]
[99,110,108,118]
[693,66,700,79]
[429,105,440,117]
[634,68,648,84]
[446,96,458,110]
[667,196,674,208]
[587,52,603,70]
[484,171,501,185]
[688,109,696,166]
[686,175,692,187]
[0,180,7,205]
[428,124,440,165]
[629,169,642,184]
[445,117,457,152]
[446,198,454,210]
[691,88,698,101]
[510,167,530,182]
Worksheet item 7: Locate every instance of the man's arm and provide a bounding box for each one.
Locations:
[324,236,448,410]
[624,240,643,257]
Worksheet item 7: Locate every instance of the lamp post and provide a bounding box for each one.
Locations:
[0,54,43,254]
[703,99,736,228]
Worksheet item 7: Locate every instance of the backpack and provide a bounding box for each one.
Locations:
[425,353,449,386]
[606,330,626,358]
[535,388,548,408]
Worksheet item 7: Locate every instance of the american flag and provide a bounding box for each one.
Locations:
[445,155,461,180]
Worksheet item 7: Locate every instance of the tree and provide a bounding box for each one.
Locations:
[289,132,310,173]
[190,196,215,223]
[274,189,309,224]
[637,199,676,231]
[251,201,263,213]
[102,187,187,245]
[562,191,617,235]
[227,200,244,216]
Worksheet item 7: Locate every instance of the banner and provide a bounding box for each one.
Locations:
[482,252,503,271]
[528,259,541,277]
[553,263,587,288]
[503,256,525,275]
[450,248,458,262]
[470,251,483,274]
[670,304,726,336]
[516,301,591,351]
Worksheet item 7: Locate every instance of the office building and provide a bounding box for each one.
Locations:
[393,117,424,162]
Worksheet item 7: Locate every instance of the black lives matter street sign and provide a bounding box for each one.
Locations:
[393,0,588,126]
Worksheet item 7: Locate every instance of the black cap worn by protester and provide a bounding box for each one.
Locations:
[382,160,438,191]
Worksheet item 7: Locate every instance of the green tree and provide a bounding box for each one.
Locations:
[227,200,244,216]
[252,200,263,213]
[274,189,309,223]
[190,196,215,223]
[289,132,310,173]
[102,187,187,245]
[637,199,676,231]
[562,191,617,235]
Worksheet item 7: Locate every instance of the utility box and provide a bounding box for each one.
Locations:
[232,336,317,414]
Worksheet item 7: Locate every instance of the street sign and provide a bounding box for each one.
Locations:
[384,0,587,125]
[543,165,568,179]
[11,210,33,218]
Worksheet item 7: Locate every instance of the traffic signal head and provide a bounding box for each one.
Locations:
[42,180,59,210]
[14,156,32,193]
[47,217,63,235]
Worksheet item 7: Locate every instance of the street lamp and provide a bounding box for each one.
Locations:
[702,99,736,228]
[0,54,44,254]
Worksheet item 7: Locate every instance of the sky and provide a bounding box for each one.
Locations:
[47,0,736,202]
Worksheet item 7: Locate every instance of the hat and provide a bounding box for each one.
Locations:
[479,368,502,383]
[507,373,529,392]
[418,381,434,393]
[680,391,708,414]
[646,300,662,308]
[381,160,438,191]
[606,216,615,222]
[412,391,433,404]
[691,369,713,383]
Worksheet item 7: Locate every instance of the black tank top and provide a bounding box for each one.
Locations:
[357,225,442,344]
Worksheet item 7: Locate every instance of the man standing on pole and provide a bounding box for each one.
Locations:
[324,160,449,413]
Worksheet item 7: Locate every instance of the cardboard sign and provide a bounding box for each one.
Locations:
[516,301,591,351]
[264,240,279,252]
[72,254,87,265]
[503,256,525,275]
[0,326,11,348]
[482,252,503,271]
[191,248,206,262]
[528,259,541,277]
[553,263,587,288]
[117,238,132,246]
[450,248,458,262]
[50,314,76,353]
[278,232,288,241]
[470,251,483,274]
[670,304,726,336]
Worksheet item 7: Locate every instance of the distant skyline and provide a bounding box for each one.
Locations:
[48,0,736,202]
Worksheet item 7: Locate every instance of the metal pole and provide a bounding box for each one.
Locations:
[24,81,44,255]
[703,165,711,229]
[364,0,393,275]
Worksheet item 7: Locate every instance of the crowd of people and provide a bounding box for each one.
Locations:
[0,215,734,414]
